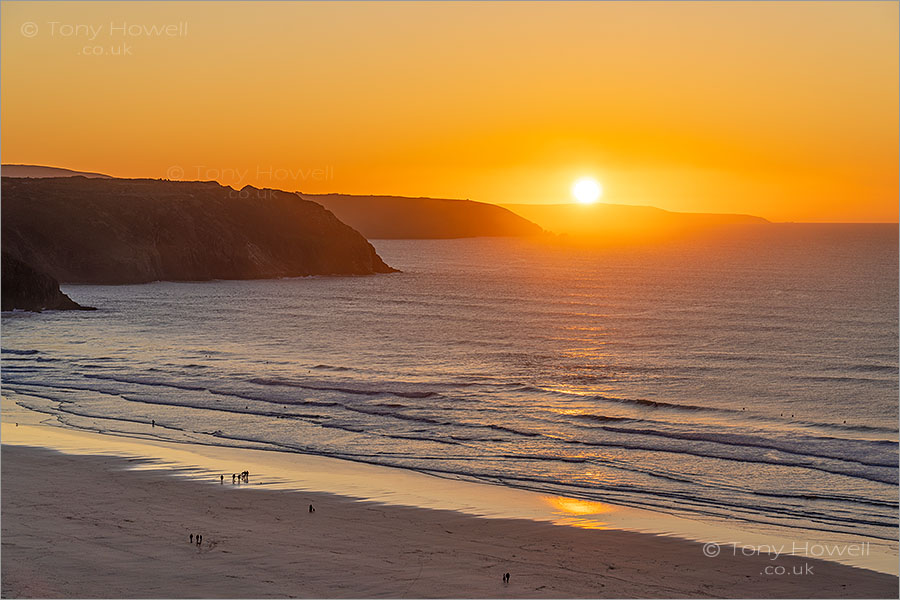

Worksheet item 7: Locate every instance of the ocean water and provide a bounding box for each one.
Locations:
[2,224,897,544]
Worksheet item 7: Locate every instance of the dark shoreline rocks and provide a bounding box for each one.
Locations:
[1,252,95,312]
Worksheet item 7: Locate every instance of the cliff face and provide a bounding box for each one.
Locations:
[2,177,396,284]
[1,252,93,311]
[304,194,544,239]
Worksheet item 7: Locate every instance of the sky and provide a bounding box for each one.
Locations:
[2,1,897,222]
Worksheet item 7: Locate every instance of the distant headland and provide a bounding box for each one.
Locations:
[304,193,544,239]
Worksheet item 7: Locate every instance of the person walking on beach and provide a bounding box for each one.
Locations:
[309,504,315,513]
[220,474,224,484]
[232,473,236,484]
[190,533,193,544]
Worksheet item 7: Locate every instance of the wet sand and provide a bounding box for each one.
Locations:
[2,444,896,599]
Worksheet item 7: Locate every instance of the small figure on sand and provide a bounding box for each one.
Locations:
[309,504,315,513]
[190,533,193,543]
[232,473,236,484]
[151,419,155,427]
[504,572,510,584]
[220,474,224,484]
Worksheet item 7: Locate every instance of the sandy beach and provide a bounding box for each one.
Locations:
[2,442,896,599]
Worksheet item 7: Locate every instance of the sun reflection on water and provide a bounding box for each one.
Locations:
[545,495,617,529]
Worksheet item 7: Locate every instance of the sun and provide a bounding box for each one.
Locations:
[572,177,602,205]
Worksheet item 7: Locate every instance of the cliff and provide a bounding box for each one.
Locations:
[1,177,396,284]
[304,194,543,239]
[1,252,94,311]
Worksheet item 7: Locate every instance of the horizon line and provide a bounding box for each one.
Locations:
[2,163,897,225]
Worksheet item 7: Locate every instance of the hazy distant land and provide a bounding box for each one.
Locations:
[1,164,113,179]
[503,202,770,241]
[306,193,544,239]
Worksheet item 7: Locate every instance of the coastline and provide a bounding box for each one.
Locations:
[3,445,897,599]
[2,394,897,576]
[2,400,898,598]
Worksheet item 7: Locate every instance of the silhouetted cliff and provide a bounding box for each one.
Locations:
[1,252,94,311]
[304,194,543,239]
[2,177,395,284]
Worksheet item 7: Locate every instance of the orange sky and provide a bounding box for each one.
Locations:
[2,1,897,222]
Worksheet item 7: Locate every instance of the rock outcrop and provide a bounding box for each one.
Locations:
[1,252,94,311]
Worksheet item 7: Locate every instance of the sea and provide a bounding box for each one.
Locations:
[2,223,897,547]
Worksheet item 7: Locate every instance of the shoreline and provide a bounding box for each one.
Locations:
[2,398,899,598]
[1,395,897,576]
[3,443,898,598]
[0,395,898,576]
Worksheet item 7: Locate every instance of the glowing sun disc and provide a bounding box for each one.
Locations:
[572,177,602,204]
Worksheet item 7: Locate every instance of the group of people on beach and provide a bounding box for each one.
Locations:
[221,471,250,484]
[189,533,203,546]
